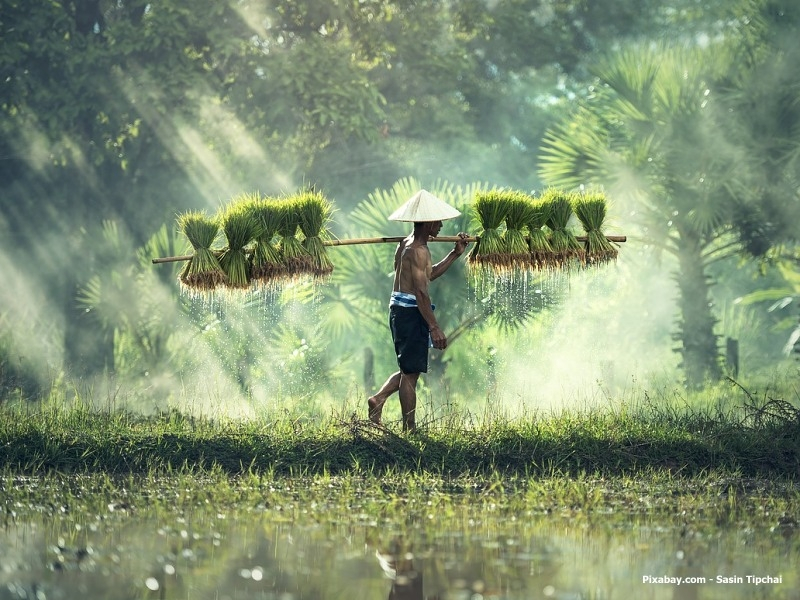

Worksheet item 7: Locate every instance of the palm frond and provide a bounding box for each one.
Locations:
[349,177,424,236]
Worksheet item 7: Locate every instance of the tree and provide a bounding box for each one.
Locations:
[717,0,800,254]
[1,0,392,379]
[538,44,746,388]
[2,0,743,391]
[706,0,800,363]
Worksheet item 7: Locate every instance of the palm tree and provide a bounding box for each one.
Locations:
[719,0,800,256]
[76,222,189,380]
[538,45,746,388]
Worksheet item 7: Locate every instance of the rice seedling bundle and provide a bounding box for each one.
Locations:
[501,192,536,270]
[177,210,226,292]
[522,197,553,269]
[542,188,584,268]
[297,190,335,278]
[276,196,310,278]
[217,196,260,289]
[572,190,618,265]
[468,189,511,271]
[246,196,285,285]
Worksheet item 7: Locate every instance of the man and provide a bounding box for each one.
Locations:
[368,189,470,432]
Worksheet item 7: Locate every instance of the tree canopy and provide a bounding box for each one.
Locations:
[1,0,798,398]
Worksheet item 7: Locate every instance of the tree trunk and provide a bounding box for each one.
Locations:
[673,228,722,388]
[363,347,375,393]
[426,350,449,408]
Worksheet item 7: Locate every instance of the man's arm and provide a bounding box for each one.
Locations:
[430,233,470,280]
[409,247,447,349]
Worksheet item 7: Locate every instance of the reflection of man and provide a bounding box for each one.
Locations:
[367,190,469,432]
[376,538,440,600]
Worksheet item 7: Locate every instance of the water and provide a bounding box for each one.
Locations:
[2,489,796,599]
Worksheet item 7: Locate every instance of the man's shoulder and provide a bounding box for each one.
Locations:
[403,243,431,261]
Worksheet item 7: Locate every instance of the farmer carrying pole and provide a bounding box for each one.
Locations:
[368,190,470,432]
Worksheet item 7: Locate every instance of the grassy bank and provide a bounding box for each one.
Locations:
[3,467,799,529]
[1,394,799,477]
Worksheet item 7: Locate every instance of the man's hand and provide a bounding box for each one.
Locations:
[430,325,447,350]
[454,232,470,256]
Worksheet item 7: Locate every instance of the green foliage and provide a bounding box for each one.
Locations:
[297,189,336,277]
[502,193,536,267]
[522,197,553,268]
[541,188,584,267]
[3,0,797,398]
[217,198,260,289]
[0,317,42,401]
[2,385,799,477]
[718,0,800,254]
[275,196,311,277]
[246,197,285,286]
[572,190,618,264]
[77,221,192,382]
[177,211,226,292]
[468,189,512,269]
[538,42,753,386]
[737,258,800,358]
[268,324,337,403]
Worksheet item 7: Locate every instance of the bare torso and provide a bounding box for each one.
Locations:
[392,235,432,295]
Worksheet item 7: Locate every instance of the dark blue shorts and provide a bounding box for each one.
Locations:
[389,305,430,374]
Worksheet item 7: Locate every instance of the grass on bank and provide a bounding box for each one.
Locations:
[1,390,798,478]
[3,465,799,532]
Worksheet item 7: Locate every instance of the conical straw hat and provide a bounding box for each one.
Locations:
[387,189,461,222]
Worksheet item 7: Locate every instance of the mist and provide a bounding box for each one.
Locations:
[495,241,678,414]
[1,0,797,419]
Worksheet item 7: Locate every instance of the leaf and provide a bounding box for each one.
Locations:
[735,288,793,306]
[784,325,800,356]
[768,297,795,312]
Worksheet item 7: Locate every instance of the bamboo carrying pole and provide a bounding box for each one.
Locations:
[151,235,627,264]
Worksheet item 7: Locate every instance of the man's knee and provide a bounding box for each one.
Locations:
[401,372,420,384]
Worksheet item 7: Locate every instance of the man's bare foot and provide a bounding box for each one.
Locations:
[368,395,385,425]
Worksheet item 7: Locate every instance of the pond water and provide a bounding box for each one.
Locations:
[1,481,798,599]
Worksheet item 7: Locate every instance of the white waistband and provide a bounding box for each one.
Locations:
[389,291,417,308]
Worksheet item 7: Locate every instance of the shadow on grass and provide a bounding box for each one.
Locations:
[2,408,799,477]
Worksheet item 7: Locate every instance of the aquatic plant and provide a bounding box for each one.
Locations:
[572,190,618,265]
[177,210,226,292]
[246,196,285,286]
[542,188,584,268]
[275,196,310,279]
[468,189,511,271]
[297,189,335,278]
[217,194,261,289]
[501,191,536,269]
[523,196,553,270]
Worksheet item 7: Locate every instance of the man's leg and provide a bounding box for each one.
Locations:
[398,372,420,432]
[368,371,401,425]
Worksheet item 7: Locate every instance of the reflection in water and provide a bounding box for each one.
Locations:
[376,537,428,600]
[0,504,797,599]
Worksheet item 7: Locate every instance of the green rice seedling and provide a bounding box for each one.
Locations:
[572,190,618,265]
[542,188,584,269]
[246,196,286,286]
[501,191,536,270]
[276,196,310,278]
[468,189,511,273]
[297,189,335,278]
[522,197,553,270]
[177,210,226,292]
[217,194,261,289]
